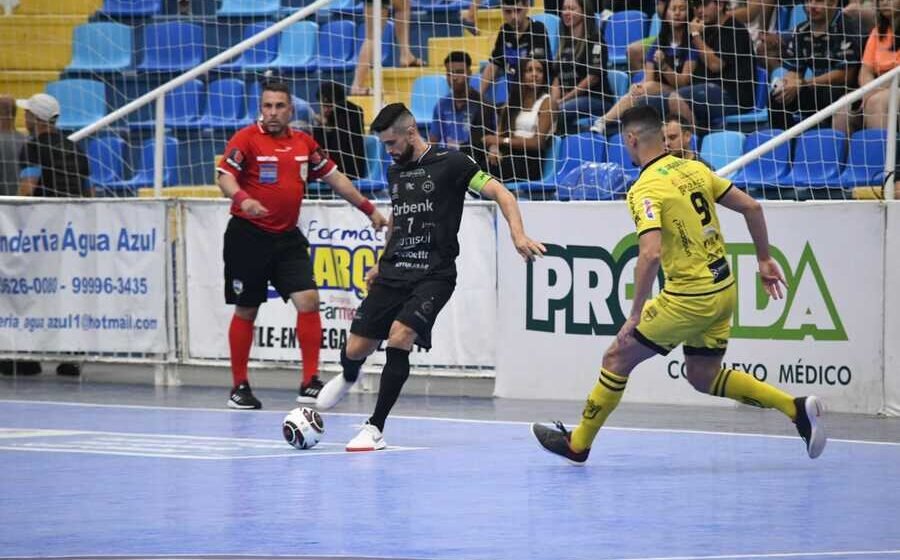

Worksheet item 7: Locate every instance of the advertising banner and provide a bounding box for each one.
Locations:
[0,201,168,354]
[496,202,885,414]
[184,200,496,369]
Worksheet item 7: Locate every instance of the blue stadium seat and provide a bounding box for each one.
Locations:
[601,10,649,66]
[410,74,449,127]
[46,79,107,130]
[517,134,603,197]
[66,22,132,72]
[137,22,205,72]
[605,133,640,182]
[198,78,249,129]
[647,12,661,38]
[100,0,161,16]
[219,22,280,71]
[106,136,179,192]
[729,128,791,192]
[292,95,314,125]
[130,79,205,129]
[783,128,847,187]
[531,13,560,59]
[607,69,630,100]
[837,128,888,188]
[788,4,807,29]
[266,21,318,71]
[356,18,395,67]
[315,20,358,72]
[701,130,745,173]
[86,134,127,193]
[354,135,391,194]
[507,135,563,198]
[722,66,769,126]
[557,161,630,201]
[217,0,281,17]
[321,0,364,16]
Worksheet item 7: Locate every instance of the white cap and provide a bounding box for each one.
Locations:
[16,93,60,122]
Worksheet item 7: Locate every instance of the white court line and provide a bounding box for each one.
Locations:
[604,550,900,560]
[0,427,426,459]
[4,550,900,560]
[1,398,899,448]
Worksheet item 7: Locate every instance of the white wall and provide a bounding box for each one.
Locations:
[883,202,900,416]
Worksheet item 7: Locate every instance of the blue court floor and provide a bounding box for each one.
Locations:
[1,378,899,560]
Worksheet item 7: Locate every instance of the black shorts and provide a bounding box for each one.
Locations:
[223,217,317,307]
[350,278,456,349]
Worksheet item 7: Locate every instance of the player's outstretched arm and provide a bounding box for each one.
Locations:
[216,171,268,217]
[479,178,546,261]
[619,229,661,343]
[322,170,389,230]
[718,187,787,300]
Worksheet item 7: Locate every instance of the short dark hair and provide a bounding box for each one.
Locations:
[444,50,472,69]
[501,0,528,7]
[318,80,347,105]
[261,80,293,102]
[620,105,663,134]
[371,102,414,133]
[665,115,692,132]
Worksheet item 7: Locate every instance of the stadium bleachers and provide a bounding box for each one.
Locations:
[4,0,892,200]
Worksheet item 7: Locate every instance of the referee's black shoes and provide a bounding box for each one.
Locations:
[297,376,324,404]
[228,382,262,410]
[531,421,590,466]
[794,395,827,459]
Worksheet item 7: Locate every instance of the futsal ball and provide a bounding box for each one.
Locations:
[282,407,325,450]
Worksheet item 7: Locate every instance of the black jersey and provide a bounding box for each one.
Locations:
[378,147,487,285]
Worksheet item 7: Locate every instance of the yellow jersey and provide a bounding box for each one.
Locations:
[626,154,734,296]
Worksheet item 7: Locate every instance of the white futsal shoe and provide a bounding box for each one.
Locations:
[346,423,386,452]
[316,373,357,410]
[793,395,827,459]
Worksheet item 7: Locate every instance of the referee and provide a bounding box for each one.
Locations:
[316,103,545,451]
[217,81,387,410]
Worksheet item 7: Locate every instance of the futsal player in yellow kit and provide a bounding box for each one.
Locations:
[532,105,826,463]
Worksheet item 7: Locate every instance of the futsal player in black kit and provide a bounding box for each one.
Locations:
[316,103,545,451]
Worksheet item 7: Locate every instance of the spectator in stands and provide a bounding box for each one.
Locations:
[592,0,697,134]
[665,0,757,130]
[769,0,862,131]
[664,115,711,165]
[480,0,554,98]
[428,51,496,167]
[833,0,900,135]
[483,58,556,182]
[313,81,367,181]
[0,95,25,196]
[591,0,698,134]
[625,1,669,72]
[552,0,615,133]
[350,0,424,96]
[17,93,89,198]
[16,92,89,377]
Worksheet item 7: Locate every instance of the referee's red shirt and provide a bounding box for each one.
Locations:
[217,122,337,233]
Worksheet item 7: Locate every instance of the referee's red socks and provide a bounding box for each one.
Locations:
[228,314,254,387]
[297,311,322,384]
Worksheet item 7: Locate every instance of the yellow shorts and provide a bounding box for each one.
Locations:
[633,283,736,356]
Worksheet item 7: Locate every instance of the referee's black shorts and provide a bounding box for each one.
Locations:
[223,216,317,307]
[350,278,455,350]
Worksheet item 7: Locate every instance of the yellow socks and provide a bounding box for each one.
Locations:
[711,368,797,419]
[570,368,628,452]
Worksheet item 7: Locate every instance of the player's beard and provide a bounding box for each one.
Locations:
[393,143,415,165]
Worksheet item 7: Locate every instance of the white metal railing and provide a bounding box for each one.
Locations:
[717,64,900,201]
[67,0,337,195]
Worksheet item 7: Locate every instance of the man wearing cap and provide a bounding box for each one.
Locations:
[17,93,90,198]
